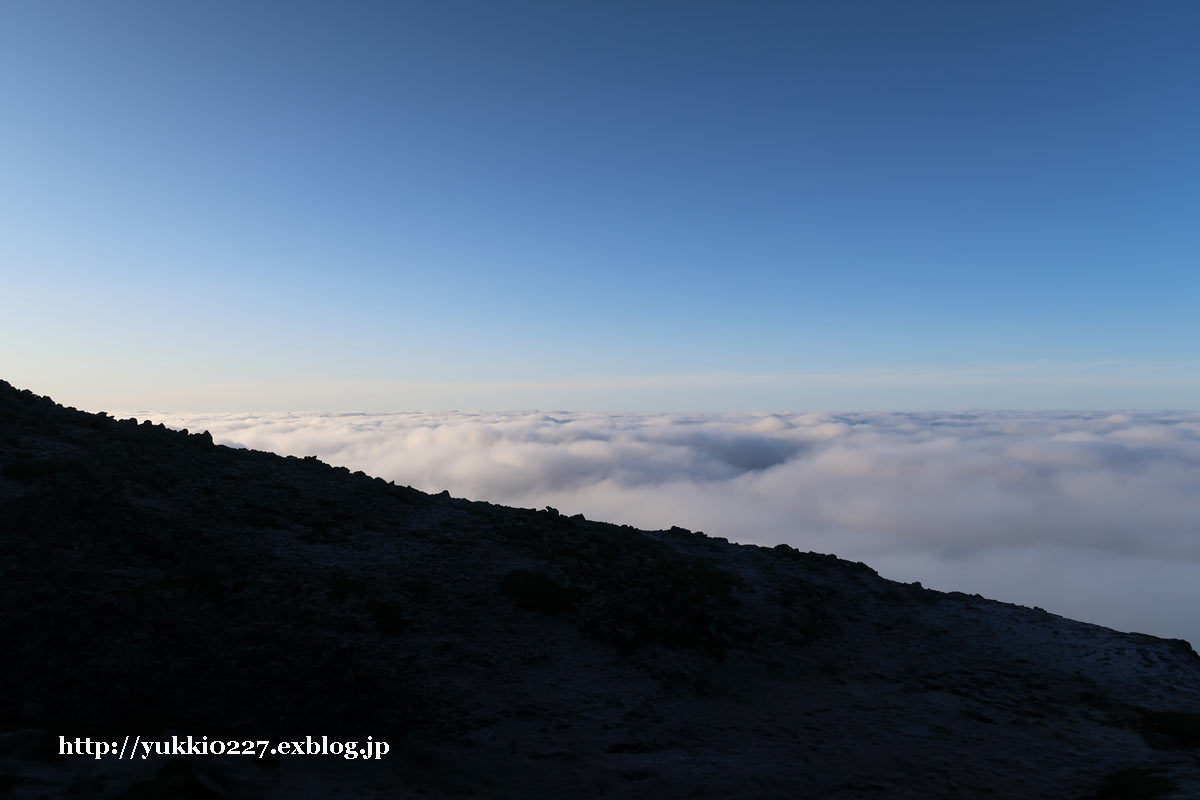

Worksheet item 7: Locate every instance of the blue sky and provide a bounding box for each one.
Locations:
[2,1,1197,411]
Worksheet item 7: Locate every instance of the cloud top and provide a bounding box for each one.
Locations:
[130,408,1200,645]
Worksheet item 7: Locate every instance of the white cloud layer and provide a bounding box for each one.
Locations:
[129,409,1200,645]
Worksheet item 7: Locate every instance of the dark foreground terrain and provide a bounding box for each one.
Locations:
[2,380,1199,799]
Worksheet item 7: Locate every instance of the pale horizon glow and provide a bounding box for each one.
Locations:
[20,358,1200,415]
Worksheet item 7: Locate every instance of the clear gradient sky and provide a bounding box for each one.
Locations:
[2,1,1197,411]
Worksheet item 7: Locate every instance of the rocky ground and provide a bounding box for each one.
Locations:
[1,378,1199,799]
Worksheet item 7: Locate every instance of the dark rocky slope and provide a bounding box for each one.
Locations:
[2,379,1199,799]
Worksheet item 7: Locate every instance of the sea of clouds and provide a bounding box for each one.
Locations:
[131,408,1200,645]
